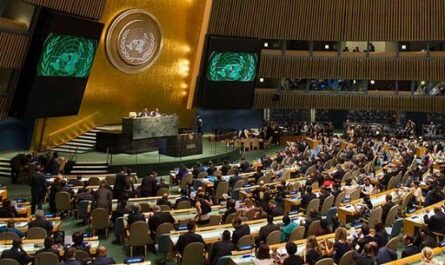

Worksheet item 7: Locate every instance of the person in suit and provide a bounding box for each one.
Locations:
[301,186,316,209]
[206,161,217,176]
[232,218,250,246]
[228,171,242,189]
[148,205,175,235]
[283,242,303,265]
[416,228,437,250]
[353,224,377,253]
[139,174,157,197]
[424,207,445,233]
[28,210,53,233]
[266,199,284,217]
[156,193,172,208]
[1,239,31,265]
[71,232,90,252]
[0,200,18,218]
[255,215,280,247]
[93,246,116,265]
[34,237,60,263]
[29,164,47,214]
[222,199,237,224]
[210,230,235,265]
[113,169,130,199]
[0,219,24,238]
[174,189,193,209]
[220,161,231,176]
[127,205,145,227]
[174,221,205,255]
[381,194,394,224]
[157,178,169,190]
[61,247,81,265]
[402,234,419,258]
[93,182,113,213]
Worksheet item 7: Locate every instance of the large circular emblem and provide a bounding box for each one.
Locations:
[106,9,162,74]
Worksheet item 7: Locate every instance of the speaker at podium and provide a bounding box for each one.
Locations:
[158,133,203,157]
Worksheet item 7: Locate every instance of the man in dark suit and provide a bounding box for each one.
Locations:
[149,205,175,235]
[139,174,157,197]
[93,246,116,265]
[228,171,241,189]
[34,237,60,263]
[329,164,345,182]
[0,200,18,218]
[206,161,217,176]
[93,182,113,213]
[301,186,316,209]
[127,205,145,227]
[401,234,419,258]
[210,230,235,265]
[28,210,53,233]
[381,194,394,224]
[232,218,250,246]
[30,164,47,214]
[354,224,378,253]
[1,239,31,265]
[424,207,445,233]
[255,215,280,247]
[220,161,231,176]
[267,200,284,217]
[61,247,81,265]
[174,190,193,209]
[113,169,130,199]
[156,193,172,208]
[174,222,205,255]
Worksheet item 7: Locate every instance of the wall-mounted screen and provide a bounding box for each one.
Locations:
[207,52,258,82]
[37,34,97,78]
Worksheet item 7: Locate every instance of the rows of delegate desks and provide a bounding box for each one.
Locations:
[403,199,445,236]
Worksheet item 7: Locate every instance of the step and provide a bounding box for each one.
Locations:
[0,159,10,163]
[72,165,108,169]
[78,135,96,140]
[74,161,108,165]
[0,161,10,166]
[51,148,88,154]
[71,170,109,174]
[58,145,91,151]
[65,142,95,148]
[89,129,101,133]
[83,132,97,137]
[0,172,9,177]
[70,138,96,144]
[0,167,11,172]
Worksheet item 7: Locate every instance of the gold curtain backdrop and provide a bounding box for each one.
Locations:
[33,0,207,149]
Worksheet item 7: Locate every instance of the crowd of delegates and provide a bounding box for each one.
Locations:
[344,119,418,139]
[280,122,334,137]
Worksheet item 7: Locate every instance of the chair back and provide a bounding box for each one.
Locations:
[338,250,355,265]
[88,176,101,186]
[400,192,413,213]
[215,181,229,199]
[326,207,337,226]
[27,227,47,239]
[368,206,383,229]
[114,217,124,241]
[156,222,174,242]
[311,182,319,190]
[55,191,72,211]
[78,200,90,220]
[390,218,403,238]
[324,160,333,170]
[306,199,320,218]
[350,189,361,201]
[320,195,335,215]
[266,230,282,245]
[176,200,191,209]
[307,220,321,236]
[245,209,257,220]
[227,167,238,175]
[334,192,346,206]
[214,170,222,177]
[225,212,238,224]
[233,180,245,190]
[75,250,90,261]
[91,207,109,230]
[157,187,170,196]
[105,175,115,186]
[384,205,399,227]
[289,226,305,241]
[237,235,253,248]
[306,165,317,176]
[129,221,150,246]
[217,256,232,265]
[139,203,151,213]
[314,258,334,265]
[197,172,208,179]
[160,205,171,211]
[157,233,172,255]
[0,232,20,241]
[0,259,20,265]
[208,215,221,226]
[387,173,402,190]
[180,173,193,190]
[385,237,399,251]
[257,175,269,184]
[35,252,59,265]
[182,242,205,265]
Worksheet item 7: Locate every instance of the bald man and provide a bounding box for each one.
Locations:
[93,246,116,265]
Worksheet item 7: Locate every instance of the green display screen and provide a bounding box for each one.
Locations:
[37,33,97,78]
[207,52,258,82]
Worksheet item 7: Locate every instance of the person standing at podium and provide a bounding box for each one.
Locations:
[197,115,203,135]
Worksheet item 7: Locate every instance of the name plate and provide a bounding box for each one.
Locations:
[186,144,197,149]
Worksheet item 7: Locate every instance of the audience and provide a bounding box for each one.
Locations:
[209,230,235,265]
[93,246,116,265]
[0,239,30,265]
[174,222,205,255]
[28,210,53,233]
[232,218,250,246]
[0,219,24,238]
[61,247,80,265]
[253,244,274,265]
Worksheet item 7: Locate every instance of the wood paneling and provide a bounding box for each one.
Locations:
[0,32,29,69]
[0,71,20,119]
[209,0,445,41]
[259,55,445,81]
[24,0,105,20]
[254,90,445,113]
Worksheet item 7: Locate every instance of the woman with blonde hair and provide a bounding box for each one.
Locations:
[325,227,352,263]
[421,247,442,265]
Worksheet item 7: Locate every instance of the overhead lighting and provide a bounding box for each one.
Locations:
[259,78,265,83]
[421,81,426,85]
[370,80,375,85]
[324,44,330,50]
[353,80,357,84]
[264,42,269,48]
[401,45,407,50]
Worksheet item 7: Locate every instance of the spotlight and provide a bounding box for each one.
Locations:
[324,44,330,50]
[370,80,375,85]
[264,42,269,48]
[401,45,407,50]
[421,81,426,85]
[259,78,265,83]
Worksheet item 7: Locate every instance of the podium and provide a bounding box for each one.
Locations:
[158,133,202,157]
[122,115,178,140]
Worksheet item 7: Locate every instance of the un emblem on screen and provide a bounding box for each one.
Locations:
[106,9,162,74]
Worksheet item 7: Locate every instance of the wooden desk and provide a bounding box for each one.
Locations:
[403,200,445,236]
[0,238,99,256]
[0,188,7,201]
[0,217,62,233]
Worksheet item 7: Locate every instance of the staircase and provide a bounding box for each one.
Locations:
[0,158,10,178]
[51,129,99,154]
[70,161,109,175]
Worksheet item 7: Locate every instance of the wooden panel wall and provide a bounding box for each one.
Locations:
[259,56,445,81]
[209,0,445,41]
[0,32,29,68]
[24,0,105,20]
[254,90,445,113]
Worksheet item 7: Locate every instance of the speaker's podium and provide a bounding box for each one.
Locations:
[158,133,202,157]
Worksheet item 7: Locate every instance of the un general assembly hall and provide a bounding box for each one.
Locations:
[2,0,445,265]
